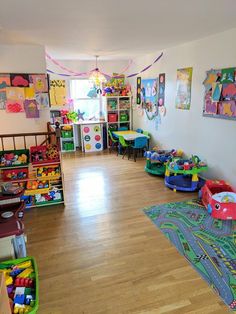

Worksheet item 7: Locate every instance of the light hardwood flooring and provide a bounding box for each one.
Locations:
[24,151,229,314]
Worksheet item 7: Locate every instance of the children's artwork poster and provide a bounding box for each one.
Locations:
[24,100,40,118]
[0,75,11,109]
[6,87,25,102]
[175,67,193,110]
[0,72,50,113]
[6,100,24,113]
[136,77,141,105]
[30,74,48,93]
[82,124,103,152]
[36,93,50,109]
[49,80,66,106]
[141,78,158,120]
[10,74,30,87]
[24,87,35,100]
[203,67,236,120]
[158,73,166,116]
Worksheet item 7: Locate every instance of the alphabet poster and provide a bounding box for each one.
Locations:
[175,67,193,110]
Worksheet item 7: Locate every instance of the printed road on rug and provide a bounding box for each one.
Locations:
[143,200,236,311]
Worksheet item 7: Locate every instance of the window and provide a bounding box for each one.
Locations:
[70,79,104,120]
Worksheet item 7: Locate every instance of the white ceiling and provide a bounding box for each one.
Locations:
[0,0,236,60]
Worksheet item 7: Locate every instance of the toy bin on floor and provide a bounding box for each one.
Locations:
[144,149,181,176]
[0,256,39,314]
[165,156,208,192]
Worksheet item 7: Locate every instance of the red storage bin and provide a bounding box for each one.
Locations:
[2,168,28,181]
[108,113,118,122]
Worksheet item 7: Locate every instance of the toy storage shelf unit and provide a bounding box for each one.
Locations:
[51,124,76,153]
[105,96,132,147]
[0,132,65,210]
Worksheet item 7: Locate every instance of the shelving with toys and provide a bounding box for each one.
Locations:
[51,124,76,152]
[105,96,132,147]
[0,144,65,209]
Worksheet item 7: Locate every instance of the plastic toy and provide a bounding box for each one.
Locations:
[0,257,38,313]
[199,180,236,220]
[165,155,208,192]
[144,149,183,176]
[0,150,29,168]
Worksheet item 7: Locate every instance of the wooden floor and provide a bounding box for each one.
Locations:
[24,152,228,314]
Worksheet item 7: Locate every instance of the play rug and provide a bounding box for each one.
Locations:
[143,200,236,311]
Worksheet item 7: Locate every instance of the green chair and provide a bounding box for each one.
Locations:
[108,129,119,154]
[119,136,131,159]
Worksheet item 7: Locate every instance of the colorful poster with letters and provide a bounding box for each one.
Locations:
[49,80,66,106]
[82,124,103,152]
[175,67,193,110]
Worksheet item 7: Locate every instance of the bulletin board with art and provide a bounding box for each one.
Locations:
[203,67,236,120]
[0,73,49,118]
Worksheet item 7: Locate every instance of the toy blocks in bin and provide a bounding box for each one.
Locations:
[30,144,59,164]
[35,189,63,205]
[36,165,61,180]
[0,149,29,168]
[24,180,50,196]
[108,113,118,122]
[0,256,39,314]
[2,167,29,181]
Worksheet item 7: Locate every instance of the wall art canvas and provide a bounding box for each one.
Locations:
[36,93,50,109]
[221,68,235,84]
[24,100,40,118]
[212,83,222,102]
[158,73,165,106]
[49,80,66,106]
[0,75,11,110]
[6,100,24,113]
[136,77,141,105]
[222,83,236,100]
[24,87,35,99]
[175,67,193,110]
[203,69,220,92]
[10,74,29,87]
[218,101,236,117]
[30,74,48,93]
[6,87,25,102]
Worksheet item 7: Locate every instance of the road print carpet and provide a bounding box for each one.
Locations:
[143,200,236,311]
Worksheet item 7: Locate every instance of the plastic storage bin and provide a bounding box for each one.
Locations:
[120,113,129,122]
[0,256,39,314]
[61,130,73,138]
[108,113,118,122]
[63,142,74,151]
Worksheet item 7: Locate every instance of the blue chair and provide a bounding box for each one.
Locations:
[136,128,143,133]
[131,137,148,161]
[118,126,128,131]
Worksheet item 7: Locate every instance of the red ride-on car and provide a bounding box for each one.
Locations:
[199,180,236,220]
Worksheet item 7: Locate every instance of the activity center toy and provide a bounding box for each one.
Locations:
[165,155,208,192]
[199,180,236,220]
[144,149,183,176]
[0,257,39,314]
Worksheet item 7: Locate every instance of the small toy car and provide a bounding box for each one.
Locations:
[199,180,236,220]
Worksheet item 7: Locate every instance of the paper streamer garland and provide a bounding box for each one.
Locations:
[46,53,163,78]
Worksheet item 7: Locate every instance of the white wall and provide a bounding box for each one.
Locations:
[130,28,236,187]
[0,44,50,136]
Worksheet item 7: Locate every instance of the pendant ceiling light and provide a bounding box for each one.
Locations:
[89,55,107,87]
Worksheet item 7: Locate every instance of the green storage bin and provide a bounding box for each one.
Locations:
[0,256,39,314]
[63,142,74,151]
[120,113,129,122]
[61,130,73,138]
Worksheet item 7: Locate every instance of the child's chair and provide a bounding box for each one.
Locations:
[131,137,148,161]
[118,126,129,131]
[142,131,150,149]
[108,129,119,154]
[136,128,143,133]
[119,136,131,159]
